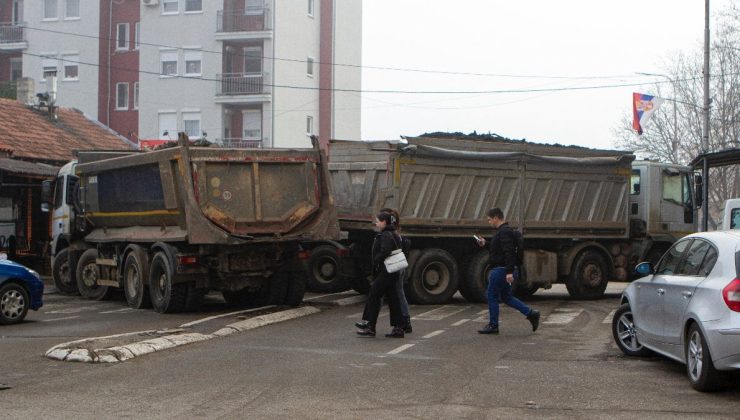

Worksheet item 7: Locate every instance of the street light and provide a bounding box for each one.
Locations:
[636,72,679,162]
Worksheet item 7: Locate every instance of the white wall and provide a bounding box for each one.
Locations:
[23,0,100,119]
[332,0,362,141]
[138,2,221,140]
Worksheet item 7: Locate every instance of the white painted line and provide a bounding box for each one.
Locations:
[100,308,136,314]
[422,330,445,339]
[543,308,584,324]
[477,309,488,315]
[333,295,367,306]
[346,311,364,319]
[179,305,276,328]
[302,293,336,301]
[603,310,616,324]
[41,316,80,322]
[47,306,100,314]
[452,319,470,326]
[414,306,470,321]
[387,344,415,355]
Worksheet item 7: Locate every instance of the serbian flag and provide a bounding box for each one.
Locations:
[632,93,664,135]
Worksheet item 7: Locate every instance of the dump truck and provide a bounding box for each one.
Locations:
[43,133,339,312]
[313,136,698,303]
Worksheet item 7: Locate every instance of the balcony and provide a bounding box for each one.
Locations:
[216,9,272,40]
[0,22,27,50]
[215,73,271,104]
[214,138,263,149]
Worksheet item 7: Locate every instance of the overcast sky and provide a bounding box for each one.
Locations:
[360,0,735,150]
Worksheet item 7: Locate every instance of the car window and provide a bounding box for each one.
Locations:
[677,239,711,276]
[698,245,718,276]
[655,239,691,275]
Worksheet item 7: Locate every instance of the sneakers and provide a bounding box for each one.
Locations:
[527,309,541,332]
[478,324,499,334]
[356,327,376,337]
[385,327,405,338]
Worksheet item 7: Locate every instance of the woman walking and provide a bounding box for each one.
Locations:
[356,211,405,338]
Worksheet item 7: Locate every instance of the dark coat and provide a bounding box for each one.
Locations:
[488,222,517,274]
[372,226,402,276]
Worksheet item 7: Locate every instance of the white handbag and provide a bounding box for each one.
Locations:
[384,249,408,273]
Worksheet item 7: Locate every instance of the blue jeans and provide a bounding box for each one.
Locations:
[487,267,531,326]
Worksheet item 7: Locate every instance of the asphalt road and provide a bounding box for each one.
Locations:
[1,284,738,419]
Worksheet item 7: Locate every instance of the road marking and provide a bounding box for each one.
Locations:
[333,295,367,306]
[99,308,136,314]
[46,305,101,314]
[603,310,615,324]
[41,316,80,322]
[387,344,415,355]
[346,311,364,319]
[422,330,445,339]
[543,308,584,324]
[477,309,488,315]
[414,306,470,321]
[451,319,470,326]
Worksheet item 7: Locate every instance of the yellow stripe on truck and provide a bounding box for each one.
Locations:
[87,210,180,217]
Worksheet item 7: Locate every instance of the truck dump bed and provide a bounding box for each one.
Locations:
[330,137,635,239]
[76,140,338,244]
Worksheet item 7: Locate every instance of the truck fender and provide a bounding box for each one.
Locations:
[558,242,613,278]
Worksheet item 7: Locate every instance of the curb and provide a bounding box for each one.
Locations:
[45,306,320,363]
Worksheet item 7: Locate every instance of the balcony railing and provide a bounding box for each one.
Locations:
[217,8,271,33]
[0,22,24,44]
[214,138,263,148]
[216,73,270,96]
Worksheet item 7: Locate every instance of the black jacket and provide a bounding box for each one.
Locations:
[372,226,402,275]
[488,222,517,274]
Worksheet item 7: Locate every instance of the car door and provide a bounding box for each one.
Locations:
[662,239,717,348]
[635,239,691,345]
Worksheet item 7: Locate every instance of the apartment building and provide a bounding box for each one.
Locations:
[3,0,361,149]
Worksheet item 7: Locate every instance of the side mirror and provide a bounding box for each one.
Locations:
[40,179,53,212]
[695,174,703,208]
[634,262,652,276]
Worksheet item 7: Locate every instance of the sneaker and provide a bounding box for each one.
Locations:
[355,320,369,329]
[478,324,499,334]
[403,316,412,333]
[527,310,541,332]
[385,327,405,338]
[356,327,376,337]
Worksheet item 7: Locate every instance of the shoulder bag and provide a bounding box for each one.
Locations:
[384,234,408,273]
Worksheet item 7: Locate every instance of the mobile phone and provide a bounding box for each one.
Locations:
[473,234,483,241]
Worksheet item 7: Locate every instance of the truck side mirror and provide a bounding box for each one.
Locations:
[40,180,53,212]
[695,174,703,208]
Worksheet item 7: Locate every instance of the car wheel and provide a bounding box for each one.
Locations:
[686,323,725,392]
[612,303,651,356]
[52,248,79,296]
[0,283,30,325]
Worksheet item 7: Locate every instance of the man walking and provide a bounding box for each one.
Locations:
[476,207,540,334]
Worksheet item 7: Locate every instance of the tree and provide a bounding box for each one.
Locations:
[613,2,740,227]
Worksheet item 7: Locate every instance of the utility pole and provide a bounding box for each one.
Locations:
[702,0,711,231]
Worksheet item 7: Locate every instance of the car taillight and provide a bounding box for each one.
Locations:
[722,278,740,312]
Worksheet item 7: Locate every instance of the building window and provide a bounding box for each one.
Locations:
[244,47,262,74]
[308,0,315,16]
[185,0,202,13]
[133,82,139,110]
[243,110,261,140]
[116,82,129,110]
[44,0,58,20]
[183,112,201,139]
[162,0,178,14]
[134,22,140,50]
[306,115,313,135]
[245,0,262,15]
[62,55,79,80]
[41,57,58,81]
[116,23,130,51]
[307,56,314,77]
[159,112,177,139]
[160,51,178,76]
[10,59,22,82]
[184,50,202,77]
[64,0,80,19]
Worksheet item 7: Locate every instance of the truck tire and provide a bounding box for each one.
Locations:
[76,249,111,301]
[405,248,458,304]
[123,247,151,309]
[566,250,609,300]
[52,248,79,296]
[461,250,489,303]
[284,269,308,307]
[307,245,348,293]
[148,251,188,313]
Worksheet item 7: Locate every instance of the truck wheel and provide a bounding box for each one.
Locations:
[461,250,489,303]
[284,269,308,307]
[52,248,79,296]
[307,245,348,293]
[566,250,609,300]
[406,248,459,304]
[123,247,151,309]
[148,251,188,313]
[76,249,111,300]
[0,283,30,325]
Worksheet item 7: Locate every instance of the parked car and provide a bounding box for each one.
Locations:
[0,254,44,325]
[612,231,740,391]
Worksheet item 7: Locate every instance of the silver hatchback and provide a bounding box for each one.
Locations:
[612,231,740,392]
